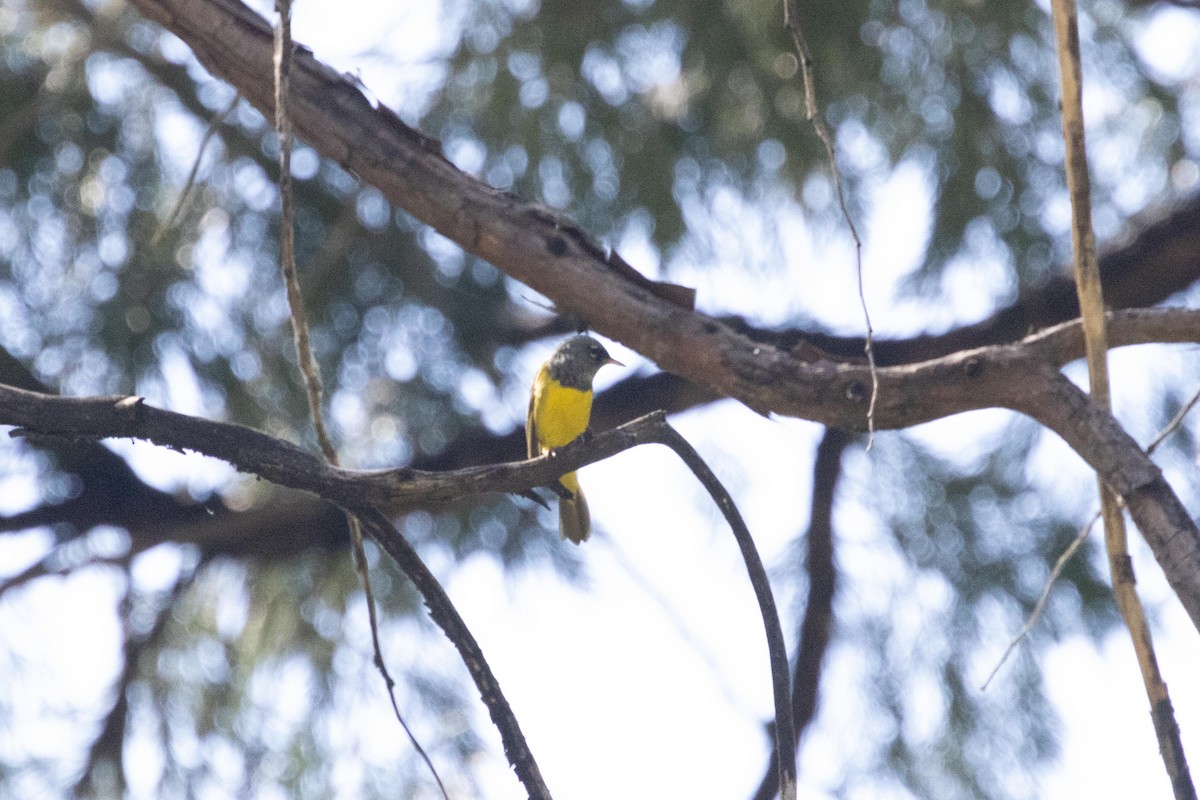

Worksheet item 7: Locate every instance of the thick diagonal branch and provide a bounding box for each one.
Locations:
[116,0,1200,631]
[4,306,1200,629]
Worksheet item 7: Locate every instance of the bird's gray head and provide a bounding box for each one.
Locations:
[547,335,622,390]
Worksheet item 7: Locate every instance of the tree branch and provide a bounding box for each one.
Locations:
[0,390,797,797]
[1051,0,1194,793]
[354,508,553,800]
[6,304,1192,564]
[753,427,849,800]
[117,0,1200,427]
[645,421,797,799]
[5,307,1200,628]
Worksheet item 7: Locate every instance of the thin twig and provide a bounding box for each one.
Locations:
[272,4,448,797]
[783,0,877,446]
[355,509,552,800]
[151,92,240,245]
[1050,0,1194,794]
[273,0,329,453]
[982,384,1200,688]
[1147,386,1200,453]
[981,512,1099,691]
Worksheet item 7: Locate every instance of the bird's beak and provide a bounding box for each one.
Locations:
[604,356,624,368]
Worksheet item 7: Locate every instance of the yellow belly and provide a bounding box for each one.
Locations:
[527,368,595,543]
[530,375,594,452]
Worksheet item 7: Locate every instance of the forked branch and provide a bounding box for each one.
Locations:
[0,388,796,799]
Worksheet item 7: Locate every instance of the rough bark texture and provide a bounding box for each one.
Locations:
[4,309,1200,628]
[0,0,1183,633]
[118,0,1200,430]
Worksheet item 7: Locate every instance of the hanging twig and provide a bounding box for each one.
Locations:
[982,384,1200,689]
[354,509,552,800]
[272,3,448,797]
[783,0,877,445]
[1049,0,1194,795]
[982,511,1099,691]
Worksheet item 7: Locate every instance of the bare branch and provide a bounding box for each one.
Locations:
[646,421,797,799]
[151,91,239,245]
[753,427,849,800]
[1051,0,1193,792]
[983,384,1200,689]
[355,509,553,800]
[5,306,1200,628]
[271,3,447,794]
[0,387,797,798]
[981,512,1099,691]
[115,0,1197,426]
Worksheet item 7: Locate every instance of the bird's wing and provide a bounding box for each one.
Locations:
[525,369,542,459]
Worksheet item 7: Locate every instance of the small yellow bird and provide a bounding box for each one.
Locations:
[526,335,623,543]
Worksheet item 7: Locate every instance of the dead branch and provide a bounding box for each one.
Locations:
[0,391,796,798]
[4,306,1200,628]
[1051,0,1193,790]
[270,1,447,794]
[644,420,798,799]
[753,427,849,800]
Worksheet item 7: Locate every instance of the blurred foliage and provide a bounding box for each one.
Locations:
[844,421,1114,798]
[441,0,1188,289]
[0,0,1197,796]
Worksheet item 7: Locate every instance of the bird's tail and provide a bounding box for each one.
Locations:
[557,471,591,544]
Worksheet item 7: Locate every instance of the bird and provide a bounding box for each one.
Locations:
[526,334,623,543]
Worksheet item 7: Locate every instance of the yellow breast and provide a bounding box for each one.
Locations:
[529,368,595,452]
